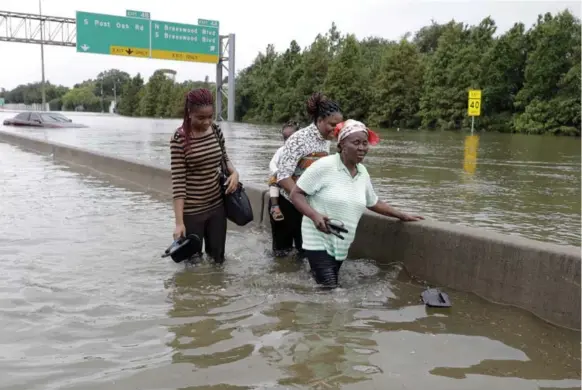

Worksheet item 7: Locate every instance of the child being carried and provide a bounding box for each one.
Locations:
[268,121,300,221]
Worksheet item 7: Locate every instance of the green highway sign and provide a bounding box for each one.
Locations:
[76,11,150,58]
[0,97,5,106]
[151,20,219,63]
[126,10,151,20]
[75,10,220,63]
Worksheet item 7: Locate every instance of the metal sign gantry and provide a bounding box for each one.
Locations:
[0,10,236,122]
[0,11,76,47]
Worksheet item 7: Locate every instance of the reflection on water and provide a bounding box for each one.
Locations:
[0,143,579,390]
[0,111,580,246]
[464,135,479,174]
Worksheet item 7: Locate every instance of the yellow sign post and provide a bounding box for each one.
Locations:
[467,89,481,135]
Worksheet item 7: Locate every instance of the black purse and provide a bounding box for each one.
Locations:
[212,125,254,226]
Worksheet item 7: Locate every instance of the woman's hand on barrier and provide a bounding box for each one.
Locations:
[311,213,330,234]
[399,213,424,222]
[173,223,186,240]
[224,171,239,194]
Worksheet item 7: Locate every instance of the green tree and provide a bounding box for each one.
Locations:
[324,34,370,120]
[513,10,581,135]
[117,74,144,116]
[293,34,332,122]
[156,77,175,117]
[3,82,69,105]
[369,39,424,128]
[418,21,468,129]
[271,40,302,123]
[61,84,100,111]
[139,70,170,117]
[94,69,131,98]
[479,22,527,131]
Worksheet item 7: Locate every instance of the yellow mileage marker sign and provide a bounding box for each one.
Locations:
[467,89,482,117]
[110,46,150,58]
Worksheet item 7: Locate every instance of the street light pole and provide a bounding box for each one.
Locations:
[39,0,46,111]
[100,77,104,113]
[113,79,118,113]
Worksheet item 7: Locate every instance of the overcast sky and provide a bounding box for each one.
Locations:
[0,0,579,90]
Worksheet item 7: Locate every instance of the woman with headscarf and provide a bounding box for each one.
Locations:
[290,119,424,288]
[271,92,343,257]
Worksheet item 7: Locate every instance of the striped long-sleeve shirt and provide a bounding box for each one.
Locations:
[170,124,230,215]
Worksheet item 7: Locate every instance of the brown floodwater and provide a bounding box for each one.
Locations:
[0,139,579,390]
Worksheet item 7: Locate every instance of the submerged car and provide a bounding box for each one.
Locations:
[2,112,87,128]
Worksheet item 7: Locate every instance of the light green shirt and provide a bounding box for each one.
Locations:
[296,153,379,261]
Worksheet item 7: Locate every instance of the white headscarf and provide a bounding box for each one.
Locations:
[337,119,369,143]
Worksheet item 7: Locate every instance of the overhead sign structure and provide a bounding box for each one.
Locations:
[467,89,482,117]
[75,11,220,64]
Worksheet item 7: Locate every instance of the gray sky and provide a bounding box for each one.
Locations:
[0,0,580,90]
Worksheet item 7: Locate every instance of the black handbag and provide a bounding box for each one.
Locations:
[212,125,254,226]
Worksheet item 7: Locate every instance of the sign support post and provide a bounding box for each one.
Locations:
[227,33,235,122]
[215,34,235,122]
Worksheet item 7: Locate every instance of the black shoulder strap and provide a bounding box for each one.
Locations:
[212,123,228,171]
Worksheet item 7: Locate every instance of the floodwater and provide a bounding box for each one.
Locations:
[0,140,580,389]
[0,111,579,247]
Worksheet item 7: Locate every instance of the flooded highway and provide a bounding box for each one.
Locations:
[0,137,580,389]
[0,111,579,247]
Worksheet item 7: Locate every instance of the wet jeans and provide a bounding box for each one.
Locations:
[305,250,343,289]
[183,205,227,263]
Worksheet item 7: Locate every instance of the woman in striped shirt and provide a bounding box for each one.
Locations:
[170,88,240,263]
[290,119,424,288]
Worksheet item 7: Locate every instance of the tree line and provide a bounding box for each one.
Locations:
[1,10,579,135]
[236,10,580,135]
[0,69,216,118]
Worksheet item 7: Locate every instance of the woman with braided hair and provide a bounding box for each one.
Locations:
[271,92,343,257]
[290,119,424,288]
[169,88,240,263]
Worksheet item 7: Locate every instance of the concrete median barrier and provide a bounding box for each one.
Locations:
[1,130,579,330]
[349,210,580,330]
